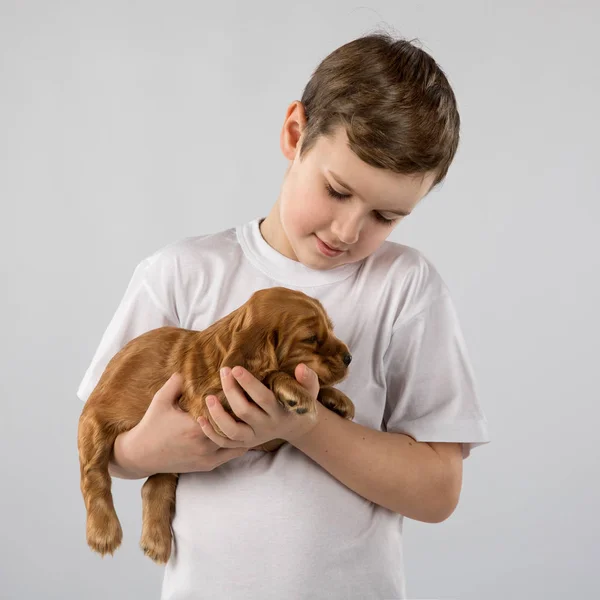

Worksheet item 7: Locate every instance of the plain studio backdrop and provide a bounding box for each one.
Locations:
[1,2,598,599]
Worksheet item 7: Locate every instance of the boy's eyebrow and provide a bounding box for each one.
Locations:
[328,170,411,216]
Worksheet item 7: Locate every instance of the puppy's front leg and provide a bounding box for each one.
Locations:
[317,387,355,420]
[263,371,315,416]
[248,371,316,453]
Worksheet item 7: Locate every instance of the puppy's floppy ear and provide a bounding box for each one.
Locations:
[221,324,279,380]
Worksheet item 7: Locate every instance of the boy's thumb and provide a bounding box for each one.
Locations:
[153,372,184,406]
[297,364,319,396]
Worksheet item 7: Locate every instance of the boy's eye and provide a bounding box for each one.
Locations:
[325,183,350,200]
[325,183,397,226]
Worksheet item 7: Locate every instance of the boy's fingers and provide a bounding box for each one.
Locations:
[210,447,249,469]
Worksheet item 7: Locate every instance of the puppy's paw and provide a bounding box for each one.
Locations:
[277,382,314,415]
[87,507,123,557]
[318,388,355,420]
[140,525,172,564]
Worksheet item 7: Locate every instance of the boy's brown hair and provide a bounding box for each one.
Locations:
[298,32,460,189]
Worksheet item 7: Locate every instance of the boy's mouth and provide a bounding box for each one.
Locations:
[315,235,346,257]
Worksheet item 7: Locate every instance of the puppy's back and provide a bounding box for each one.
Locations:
[81,326,197,428]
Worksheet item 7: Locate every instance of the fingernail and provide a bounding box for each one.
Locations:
[221,367,230,377]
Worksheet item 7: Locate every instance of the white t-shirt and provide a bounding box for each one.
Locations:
[77,216,490,600]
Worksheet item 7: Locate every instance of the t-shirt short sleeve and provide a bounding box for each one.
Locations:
[382,290,490,459]
[76,252,180,403]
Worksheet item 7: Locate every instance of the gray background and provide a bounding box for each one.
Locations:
[1,1,598,599]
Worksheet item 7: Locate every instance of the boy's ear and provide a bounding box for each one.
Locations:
[281,100,307,161]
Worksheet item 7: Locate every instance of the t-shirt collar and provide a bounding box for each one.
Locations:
[236,216,362,287]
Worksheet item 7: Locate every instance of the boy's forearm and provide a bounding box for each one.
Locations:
[289,403,456,523]
[109,429,151,480]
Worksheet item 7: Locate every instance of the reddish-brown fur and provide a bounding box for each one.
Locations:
[77,287,355,564]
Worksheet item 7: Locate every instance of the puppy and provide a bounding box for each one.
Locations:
[77,286,355,564]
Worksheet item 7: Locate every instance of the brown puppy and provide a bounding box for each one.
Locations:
[77,286,355,564]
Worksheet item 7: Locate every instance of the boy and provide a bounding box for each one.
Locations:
[77,32,490,599]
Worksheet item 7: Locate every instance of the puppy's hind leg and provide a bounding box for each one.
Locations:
[140,473,179,564]
[77,415,123,557]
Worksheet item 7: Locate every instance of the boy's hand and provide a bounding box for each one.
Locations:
[198,364,322,449]
[119,373,250,476]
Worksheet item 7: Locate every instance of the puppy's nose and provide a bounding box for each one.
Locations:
[342,352,352,366]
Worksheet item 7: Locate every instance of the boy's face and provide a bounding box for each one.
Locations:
[260,102,436,270]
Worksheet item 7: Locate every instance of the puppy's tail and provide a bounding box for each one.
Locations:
[77,411,123,557]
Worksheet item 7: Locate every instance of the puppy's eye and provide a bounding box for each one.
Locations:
[304,335,318,344]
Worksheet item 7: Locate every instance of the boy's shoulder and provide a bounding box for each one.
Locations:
[141,226,236,269]
[376,238,428,268]
[374,239,446,289]
[129,228,237,299]
[368,239,450,322]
